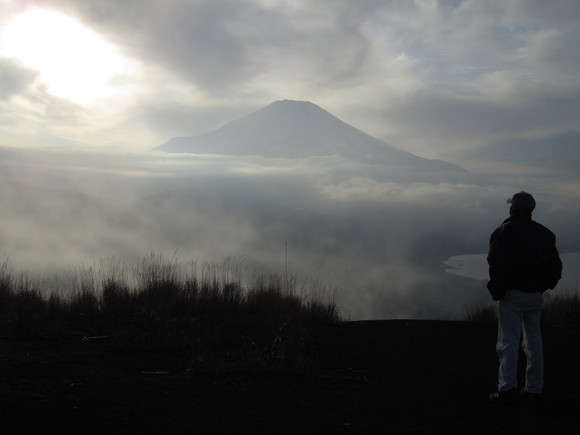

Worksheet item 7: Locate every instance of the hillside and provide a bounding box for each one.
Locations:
[1,320,578,434]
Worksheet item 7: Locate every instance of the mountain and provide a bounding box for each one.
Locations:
[157,100,465,172]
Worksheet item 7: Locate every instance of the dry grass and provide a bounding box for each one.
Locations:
[0,254,339,371]
[465,288,580,327]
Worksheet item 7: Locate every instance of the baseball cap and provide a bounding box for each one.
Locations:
[507,191,536,211]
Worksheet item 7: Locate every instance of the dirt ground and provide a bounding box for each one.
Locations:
[1,320,579,434]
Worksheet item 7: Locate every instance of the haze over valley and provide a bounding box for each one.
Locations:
[2,100,579,319]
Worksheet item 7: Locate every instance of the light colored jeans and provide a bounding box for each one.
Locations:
[497,290,544,393]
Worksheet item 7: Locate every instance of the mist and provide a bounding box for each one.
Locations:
[2,145,578,320]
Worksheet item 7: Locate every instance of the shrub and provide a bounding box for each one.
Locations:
[465,304,496,323]
[543,290,580,327]
[0,255,340,371]
[466,289,580,328]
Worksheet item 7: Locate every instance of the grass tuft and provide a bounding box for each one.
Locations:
[0,255,339,372]
[466,288,580,328]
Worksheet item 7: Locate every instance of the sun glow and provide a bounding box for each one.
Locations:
[0,8,135,104]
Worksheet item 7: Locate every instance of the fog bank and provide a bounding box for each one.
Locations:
[2,147,578,319]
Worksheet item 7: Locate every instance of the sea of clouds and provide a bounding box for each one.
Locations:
[2,146,579,319]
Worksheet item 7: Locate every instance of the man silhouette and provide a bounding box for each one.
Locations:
[487,191,562,403]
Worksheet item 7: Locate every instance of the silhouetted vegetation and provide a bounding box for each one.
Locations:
[0,254,339,371]
[465,289,580,327]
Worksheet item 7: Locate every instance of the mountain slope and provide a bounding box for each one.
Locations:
[157,100,465,172]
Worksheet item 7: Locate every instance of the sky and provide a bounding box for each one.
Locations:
[0,0,578,167]
[1,0,580,319]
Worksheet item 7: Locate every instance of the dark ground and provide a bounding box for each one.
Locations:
[1,320,578,434]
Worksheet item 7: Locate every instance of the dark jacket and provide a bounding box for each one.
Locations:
[487,213,562,300]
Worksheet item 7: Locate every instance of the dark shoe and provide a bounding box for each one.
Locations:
[489,389,517,403]
[520,388,545,403]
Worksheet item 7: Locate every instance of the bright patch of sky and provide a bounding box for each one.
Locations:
[0,8,136,105]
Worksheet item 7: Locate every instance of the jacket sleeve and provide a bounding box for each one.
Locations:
[487,226,509,300]
[546,235,563,290]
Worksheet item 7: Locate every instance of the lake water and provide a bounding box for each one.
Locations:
[443,252,580,291]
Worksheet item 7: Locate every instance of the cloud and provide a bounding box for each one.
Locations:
[1,1,580,317]
[138,101,260,140]
[0,146,553,318]
[3,144,580,319]
[54,0,371,94]
[0,57,38,99]
[0,0,576,164]
[464,131,580,169]
[502,0,580,27]
[517,28,580,77]
[331,74,580,169]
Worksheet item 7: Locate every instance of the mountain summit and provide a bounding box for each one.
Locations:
[157,100,464,172]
